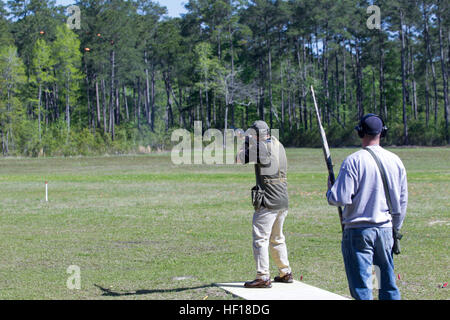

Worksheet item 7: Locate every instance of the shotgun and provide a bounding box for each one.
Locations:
[311,86,344,232]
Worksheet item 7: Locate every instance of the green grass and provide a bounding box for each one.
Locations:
[0,148,449,300]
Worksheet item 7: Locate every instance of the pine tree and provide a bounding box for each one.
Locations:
[52,24,82,134]
[32,38,54,140]
[0,45,26,154]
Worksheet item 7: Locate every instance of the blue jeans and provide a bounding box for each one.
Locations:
[341,227,401,300]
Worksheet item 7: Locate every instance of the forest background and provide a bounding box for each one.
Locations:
[0,0,448,157]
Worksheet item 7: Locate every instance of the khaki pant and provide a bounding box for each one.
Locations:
[252,207,291,280]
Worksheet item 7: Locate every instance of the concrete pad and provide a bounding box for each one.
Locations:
[215,280,349,300]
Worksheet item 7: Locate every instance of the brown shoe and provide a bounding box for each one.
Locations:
[244,278,272,288]
[274,273,294,283]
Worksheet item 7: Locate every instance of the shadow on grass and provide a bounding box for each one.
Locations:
[94,283,215,297]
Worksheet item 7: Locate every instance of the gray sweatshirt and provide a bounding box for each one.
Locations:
[327,145,408,230]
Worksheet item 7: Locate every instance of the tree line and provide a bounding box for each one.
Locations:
[0,0,448,156]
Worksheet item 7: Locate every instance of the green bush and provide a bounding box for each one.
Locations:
[3,116,448,157]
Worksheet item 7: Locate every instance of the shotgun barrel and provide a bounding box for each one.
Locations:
[311,86,344,232]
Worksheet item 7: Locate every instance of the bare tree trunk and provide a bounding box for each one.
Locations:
[96,80,101,128]
[38,83,42,141]
[297,37,306,130]
[335,51,340,123]
[309,36,314,72]
[372,69,376,114]
[66,75,70,134]
[109,50,115,140]
[137,78,141,130]
[84,61,92,131]
[144,51,151,126]
[280,64,284,126]
[343,41,347,126]
[102,78,107,134]
[302,38,308,130]
[424,5,439,126]
[268,38,274,128]
[355,42,364,119]
[315,28,320,76]
[224,102,228,133]
[438,1,449,143]
[213,91,217,126]
[54,82,59,120]
[45,88,49,127]
[178,85,184,127]
[205,85,210,128]
[151,65,155,132]
[410,47,418,120]
[224,86,229,133]
[298,93,302,130]
[217,27,222,60]
[229,24,235,128]
[425,64,430,126]
[405,27,411,110]
[288,90,292,131]
[144,82,149,126]
[199,87,203,122]
[163,71,174,131]
[323,31,330,125]
[379,33,386,120]
[115,86,120,125]
[258,56,265,120]
[287,59,292,130]
[133,80,137,122]
[190,95,194,128]
[122,85,128,121]
[400,10,408,144]
[293,91,298,130]
[1,127,6,155]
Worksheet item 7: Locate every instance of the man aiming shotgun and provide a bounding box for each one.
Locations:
[236,120,293,288]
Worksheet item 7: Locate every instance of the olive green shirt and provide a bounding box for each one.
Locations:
[240,136,289,210]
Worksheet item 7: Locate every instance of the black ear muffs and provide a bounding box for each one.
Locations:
[355,122,365,138]
[355,114,388,138]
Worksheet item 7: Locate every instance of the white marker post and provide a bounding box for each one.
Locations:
[45,181,48,202]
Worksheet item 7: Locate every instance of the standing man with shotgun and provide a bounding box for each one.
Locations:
[326,113,408,300]
[237,120,293,288]
[311,86,407,300]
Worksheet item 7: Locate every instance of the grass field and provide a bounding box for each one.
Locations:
[0,147,449,300]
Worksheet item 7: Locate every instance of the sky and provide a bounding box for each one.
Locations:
[55,0,188,18]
